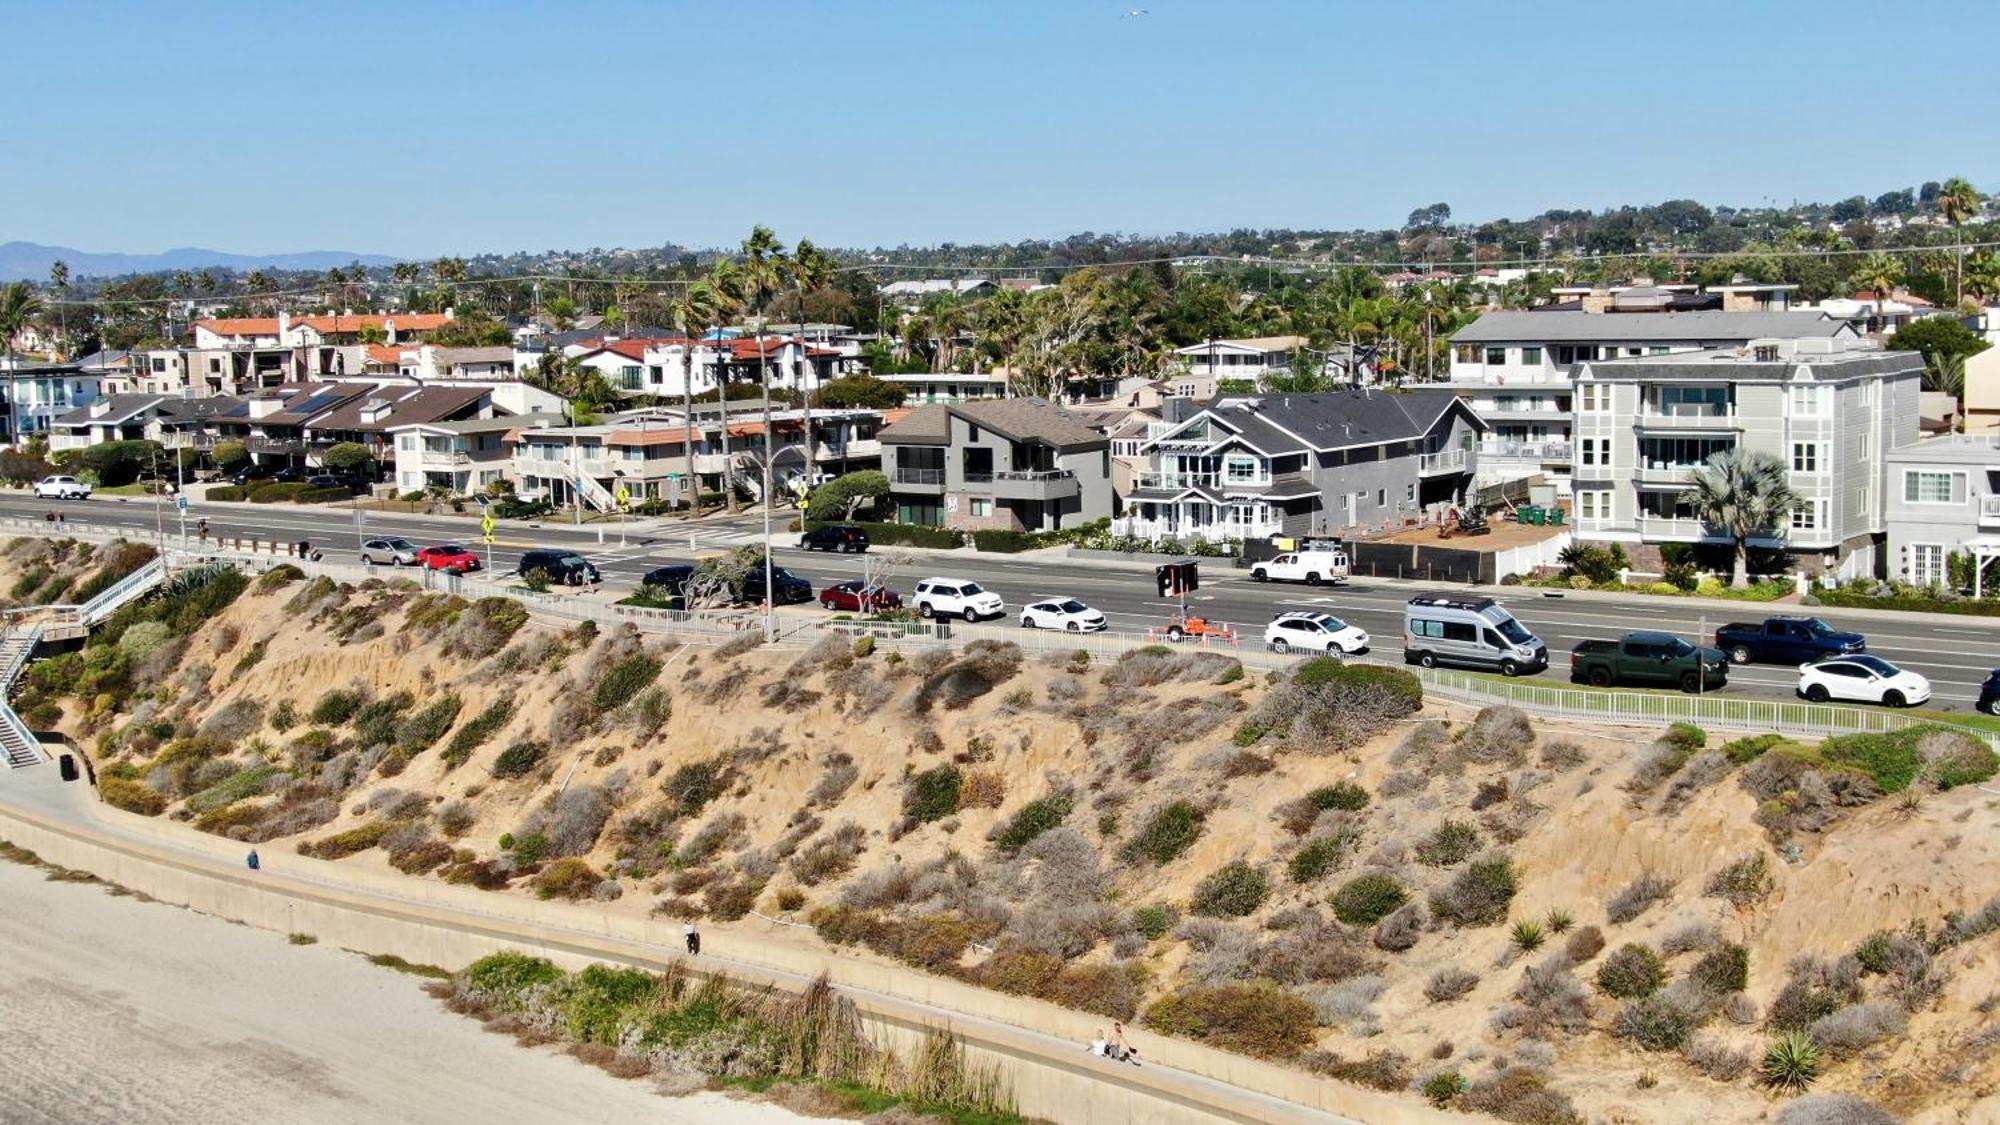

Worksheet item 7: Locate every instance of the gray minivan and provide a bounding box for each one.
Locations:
[1402,594,1547,677]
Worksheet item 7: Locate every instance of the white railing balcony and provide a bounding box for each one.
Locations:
[1639,404,1739,428]
[419,449,471,466]
[1479,440,1571,462]
[1418,448,1470,475]
[1981,495,2000,524]
[1635,464,1703,485]
[991,468,1074,482]
[893,467,945,486]
[814,438,881,460]
[1135,471,1221,491]
[1634,514,1720,540]
[1111,516,1279,543]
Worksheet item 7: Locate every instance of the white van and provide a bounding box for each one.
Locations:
[1248,549,1349,586]
[1402,594,1547,677]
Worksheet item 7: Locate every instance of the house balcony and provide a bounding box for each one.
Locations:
[243,435,307,456]
[158,431,218,451]
[1417,448,1472,476]
[891,467,946,492]
[966,468,1080,501]
[1111,515,1280,543]
[1572,463,1617,482]
[1635,464,1702,486]
[1636,405,1739,431]
[1633,514,1718,541]
[417,448,473,467]
[1134,471,1224,493]
[1477,439,1571,464]
[814,438,881,461]
[1981,495,2000,527]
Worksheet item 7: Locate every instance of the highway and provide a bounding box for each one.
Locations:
[17,492,2000,711]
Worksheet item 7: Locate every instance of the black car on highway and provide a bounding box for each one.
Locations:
[800,524,869,553]
[517,548,600,586]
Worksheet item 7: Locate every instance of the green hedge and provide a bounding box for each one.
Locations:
[296,487,350,504]
[1814,588,2000,618]
[801,519,964,549]
[206,486,246,502]
[249,482,311,503]
[972,529,1039,553]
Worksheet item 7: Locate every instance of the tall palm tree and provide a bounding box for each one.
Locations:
[0,281,45,368]
[1850,253,1902,331]
[1937,177,1984,306]
[1687,448,1800,589]
[47,261,70,360]
[739,227,790,505]
[669,282,722,511]
[787,240,836,483]
[1963,252,2000,306]
[708,256,749,512]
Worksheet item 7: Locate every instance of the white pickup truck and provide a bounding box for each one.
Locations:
[1248,549,1350,586]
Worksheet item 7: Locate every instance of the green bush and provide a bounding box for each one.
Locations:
[1307,782,1370,812]
[1596,943,1668,999]
[396,695,462,754]
[1430,856,1518,927]
[1143,981,1317,1059]
[310,688,364,726]
[533,858,602,900]
[593,654,662,711]
[1331,873,1408,926]
[1691,943,1750,994]
[1189,861,1269,917]
[1721,733,1785,764]
[303,821,390,859]
[991,791,1073,852]
[491,740,547,779]
[971,529,1039,553]
[1120,800,1204,866]
[1819,729,1933,793]
[249,482,312,503]
[902,764,962,822]
[662,757,727,815]
[1614,994,1695,1051]
[1288,838,1341,883]
[1132,902,1179,940]
[295,487,351,504]
[1291,657,1423,711]
[464,951,563,996]
[1760,1031,1822,1091]
[800,519,963,550]
[443,697,510,768]
[100,776,166,816]
[1422,1072,1467,1109]
[206,485,246,502]
[1415,820,1483,867]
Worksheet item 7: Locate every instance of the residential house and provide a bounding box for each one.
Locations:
[48,394,169,452]
[389,412,566,496]
[1882,434,2000,588]
[1447,309,1859,495]
[1167,336,1309,399]
[73,350,145,394]
[300,384,497,472]
[879,278,997,305]
[1963,343,2000,435]
[1568,343,1924,578]
[878,398,1112,532]
[562,334,853,401]
[0,360,102,445]
[877,372,1009,405]
[1113,388,1483,544]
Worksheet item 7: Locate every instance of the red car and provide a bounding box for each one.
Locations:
[416,544,482,573]
[819,580,902,612]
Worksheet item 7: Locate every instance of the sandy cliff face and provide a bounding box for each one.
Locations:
[13,539,2000,1124]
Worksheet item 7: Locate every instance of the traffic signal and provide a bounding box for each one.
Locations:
[1154,561,1199,597]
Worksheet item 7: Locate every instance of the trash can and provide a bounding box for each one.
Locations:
[58,754,78,782]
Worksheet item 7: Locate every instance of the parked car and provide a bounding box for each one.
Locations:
[1020,598,1106,632]
[303,472,360,493]
[738,562,814,605]
[1403,594,1547,676]
[228,466,274,486]
[416,544,482,573]
[1714,616,1865,665]
[33,475,92,500]
[642,564,696,594]
[268,466,307,484]
[1797,655,1930,708]
[1248,549,1349,586]
[1980,669,2000,716]
[800,524,870,553]
[1569,631,1728,693]
[820,580,902,613]
[1263,610,1368,655]
[912,577,1004,622]
[517,548,599,586]
[359,537,421,566]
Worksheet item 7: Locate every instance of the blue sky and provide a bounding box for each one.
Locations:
[5,0,1993,257]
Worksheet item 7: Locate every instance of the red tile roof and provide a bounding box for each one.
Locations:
[366,344,412,365]
[195,317,284,336]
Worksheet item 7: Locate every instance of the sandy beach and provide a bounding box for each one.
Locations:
[0,857,808,1125]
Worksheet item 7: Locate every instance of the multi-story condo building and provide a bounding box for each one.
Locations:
[1113,387,1483,544]
[0,360,102,445]
[1448,308,1859,495]
[1881,434,2000,590]
[879,398,1113,532]
[1568,341,1924,578]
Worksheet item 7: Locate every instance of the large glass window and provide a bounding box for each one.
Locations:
[1225,455,1261,483]
[1903,470,1962,504]
[1911,544,1945,587]
[1521,346,1543,365]
[1485,347,1507,366]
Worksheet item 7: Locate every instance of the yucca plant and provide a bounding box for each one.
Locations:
[1510,919,1547,952]
[1544,908,1575,934]
[1760,1031,1822,1092]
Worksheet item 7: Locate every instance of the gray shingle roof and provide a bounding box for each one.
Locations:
[1580,350,1924,384]
[879,398,1108,449]
[1204,387,1473,452]
[1450,310,1848,345]
[51,394,166,427]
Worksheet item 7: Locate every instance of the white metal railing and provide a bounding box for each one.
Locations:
[1981,495,2000,520]
[1135,471,1222,491]
[1479,440,1572,461]
[1640,404,1737,424]
[421,449,472,466]
[1110,516,1280,543]
[992,469,1074,482]
[893,467,944,485]
[77,558,168,625]
[1633,515,1717,539]
[1418,449,1469,474]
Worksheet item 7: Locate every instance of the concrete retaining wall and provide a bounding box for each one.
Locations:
[0,791,1454,1125]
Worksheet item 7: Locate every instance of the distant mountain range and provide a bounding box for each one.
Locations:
[0,241,401,282]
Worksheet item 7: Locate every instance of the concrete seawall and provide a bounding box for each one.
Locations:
[0,776,1456,1124]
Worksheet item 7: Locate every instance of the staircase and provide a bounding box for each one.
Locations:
[0,627,43,768]
[564,467,620,514]
[79,558,167,626]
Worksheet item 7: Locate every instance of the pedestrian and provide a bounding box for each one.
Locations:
[198,518,210,544]
[297,538,310,559]
[1111,1021,1139,1065]
[246,849,260,871]
[684,921,700,956]
[55,511,65,526]
[1087,1030,1108,1058]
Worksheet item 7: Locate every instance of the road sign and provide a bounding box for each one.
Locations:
[176,496,188,511]
[482,533,496,545]
[615,486,631,509]
[480,514,496,537]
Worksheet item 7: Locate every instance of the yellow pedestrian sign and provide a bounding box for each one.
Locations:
[480,513,496,537]
[615,485,631,510]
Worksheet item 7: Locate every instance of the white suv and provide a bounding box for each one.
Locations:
[913,577,1005,622]
[1263,611,1369,656]
[33,475,92,500]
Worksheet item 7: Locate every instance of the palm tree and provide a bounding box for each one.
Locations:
[47,261,70,360]
[1850,253,1902,331]
[669,282,722,511]
[1964,252,2000,305]
[787,240,836,484]
[0,282,46,371]
[1937,177,1984,306]
[1687,448,1801,589]
[708,256,749,513]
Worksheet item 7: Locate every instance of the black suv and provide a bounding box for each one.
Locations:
[642,564,696,594]
[517,548,600,586]
[739,563,814,605]
[1980,669,2000,716]
[800,524,869,553]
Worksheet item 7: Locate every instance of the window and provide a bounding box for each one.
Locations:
[1911,544,1945,587]
[1649,346,1671,356]
[1376,488,1386,506]
[150,358,166,373]
[969,498,992,518]
[1791,500,1821,531]
[1225,456,1260,483]
[1577,490,1605,520]
[1578,384,1609,413]
[620,365,643,390]
[1442,621,1477,643]
[1454,344,1480,364]
[1791,442,1820,473]
[1788,385,1827,416]
[1579,438,1609,467]
[1521,346,1543,365]
[1406,483,1416,502]
[1903,470,1962,505]
[398,435,417,451]
[1485,347,1506,366]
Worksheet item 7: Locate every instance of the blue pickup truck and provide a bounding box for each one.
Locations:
[1713,616,1865,666]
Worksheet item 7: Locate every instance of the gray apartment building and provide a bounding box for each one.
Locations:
[1883,434,2000,590]
[1569,340,1924,578]
[1112,387,1484,544]
[879,398,1113,532]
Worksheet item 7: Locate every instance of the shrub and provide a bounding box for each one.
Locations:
[490,740,546,779]
[1306,782,1369,812]
[1808,1001,1905,1056]
[1760,1031,1822,1092]
[1143,981,1317,1059]
[1597,943,1668,999]
[593,654,662,712]
[443,697,510,768]
[1120,800,1203,866]
[1332,873,1408,926]
[1773,1095,1898,1125]
[1190,861,1269,918]
[1682,1034,1751,1082]
[991,791,1072,852]
[902,764,962,822]
[1660,722,1707,753]
[1372,901,1426,952]
[1818,727,1937,793]
[1606,871,1674,923]
[1705,853,1773,907]
[1461,1067,1582,1125]
[1430,855,1517,927]
[1132,903,1179,941]
[533,858,603,900]
[1564,925,1606,962]
[1424,967,1479,1003]
[1422,1072,1467,1109]
[1322,1051,1410,1091]
[302,821,390,860]
[395,695,462,754]
[1415,820,1482,867]
[1722,733,1785,764]
[310,688,364,726]
[663,757,728,815]
[1510,920,1547,952]
[1615,994,1696,1051]
[1291,657,1422,708]
[1919,729,2000,790]
[1288,838,1341,884]
[101,776,167,816]
[1691,944,1750,994]
[1459,705,1535,763]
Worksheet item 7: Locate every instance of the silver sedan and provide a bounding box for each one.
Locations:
[359,537,420,566]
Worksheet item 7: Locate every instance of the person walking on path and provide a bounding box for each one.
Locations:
[684,921,700,955]
[246,849,260,871]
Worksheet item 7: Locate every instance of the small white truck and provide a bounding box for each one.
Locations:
[1248,549,1350,586]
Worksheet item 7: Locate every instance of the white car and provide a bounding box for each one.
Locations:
[1020,598,1106,632]
[1264,610,1369,656]
[33,475,91,500]
[359,537,421,566]
[912,577,1005,622]
[1797,655,1931,708]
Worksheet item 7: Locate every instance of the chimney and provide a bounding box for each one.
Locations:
[383,318,398,346]
[248,395,283,419]
[277,310,292,337]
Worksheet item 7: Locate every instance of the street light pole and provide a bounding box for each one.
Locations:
[761,354,775,642]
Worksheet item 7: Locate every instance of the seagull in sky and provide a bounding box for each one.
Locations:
[1122,8,1150,16]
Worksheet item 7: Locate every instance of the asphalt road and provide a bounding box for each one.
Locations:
[19,493,2000,711]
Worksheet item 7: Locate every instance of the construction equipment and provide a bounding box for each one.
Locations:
[1439,506,1491,540]
[1159,611,1237,644]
